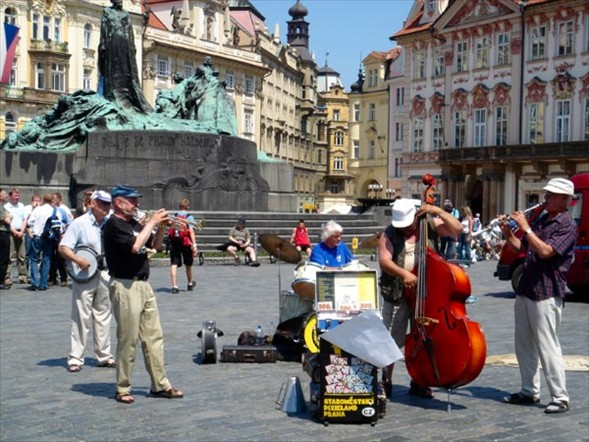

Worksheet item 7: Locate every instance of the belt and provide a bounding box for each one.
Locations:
[133,276,149,281]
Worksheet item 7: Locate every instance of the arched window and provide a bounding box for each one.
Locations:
[83,24,92,49]
[4,7,17,25]
[5,112,17,134]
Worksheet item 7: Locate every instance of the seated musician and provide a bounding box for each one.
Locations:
[378,198,462,398]
[309,220,354,269]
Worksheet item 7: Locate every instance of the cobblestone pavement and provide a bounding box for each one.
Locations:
[1,259,587,441]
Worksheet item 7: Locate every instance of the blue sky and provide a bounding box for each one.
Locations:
[254,0,414,90]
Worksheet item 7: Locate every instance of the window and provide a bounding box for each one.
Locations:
[394,157,402,178]
[529,103,544,144]
[317,149,323,164]
[455,41,468,72]
[555,100,570,142]
[184,62,193,78]
[413,118,424,152]
[334,131,344,146]
[51,63,66,91]
[32,14,40,40]
[83,69,92,90]
[330,183,339,194]
[530,26,546,60]
[432,114,443,150]
[368,141,375,159]
[353,103,360,121]
[368,103,375,121]
[83,24,92,49]
[434,47,445,76]
[557,21,573,56]
[225,71,235,89]
[367,69,378,87]
[8,57,16,86]
[35,62,45,89]
[474,109,487,147]
[352,140,359,159]
[395,122,403,141]
[454,111,466,147]
[584,98,589,141]
[414,50,426,79]
[244,111,253,134]
[43,16,50,40]
[495,106,507,146]
[475,37,488,69]
[157,57,169,77]
[244,75,254,94]
[4,7,17,25]
[333,109,340,121]
[5,112,16,134]
[395,87,404,106]
[496,33,510,65]
[54,17,61,42]
[333,156,344,171]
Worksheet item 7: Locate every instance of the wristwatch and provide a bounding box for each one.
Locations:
[524,228,532,236]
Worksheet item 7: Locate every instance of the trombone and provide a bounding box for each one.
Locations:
[136,210,205,231]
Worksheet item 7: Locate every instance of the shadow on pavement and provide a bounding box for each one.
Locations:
[484,291,515,299]
[71,382,114,398]
[37,357,67,367]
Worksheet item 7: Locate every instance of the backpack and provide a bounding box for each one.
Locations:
[168,213,192,246]
[42,208,63,241]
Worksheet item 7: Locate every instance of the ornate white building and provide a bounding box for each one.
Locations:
[391,0,588,222]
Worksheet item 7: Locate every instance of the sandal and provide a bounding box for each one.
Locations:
[502,392,540,405]
[115,393,135,404]
[150,387,184,399]
[67,364,82,373]
[97,359,117,368]
[544,400,569,414]
[409,381,434,399]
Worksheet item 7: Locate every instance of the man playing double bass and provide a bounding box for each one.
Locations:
[378,198,462,398]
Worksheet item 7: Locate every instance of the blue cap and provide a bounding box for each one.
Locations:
[111,185,142,198]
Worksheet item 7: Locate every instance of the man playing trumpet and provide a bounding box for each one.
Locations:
[103,185,183,404]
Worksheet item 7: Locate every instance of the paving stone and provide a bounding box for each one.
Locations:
[1,259,587,441]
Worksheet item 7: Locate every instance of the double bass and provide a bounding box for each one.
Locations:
[404,176,486,389]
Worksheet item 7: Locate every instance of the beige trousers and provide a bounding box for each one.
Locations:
[109,279,171,396]
[68,270,113,366]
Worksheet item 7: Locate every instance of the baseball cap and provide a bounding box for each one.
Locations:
[542,178,574,196]
[237,218,246,224]
[392,199,416,228]
[90,190,112,203]
[444,199,452,206]
[111,185,142,198]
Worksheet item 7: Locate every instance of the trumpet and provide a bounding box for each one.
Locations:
[472,203,544,237]
[136,210,205,231]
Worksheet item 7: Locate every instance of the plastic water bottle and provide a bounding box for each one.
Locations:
[256,324,264,345]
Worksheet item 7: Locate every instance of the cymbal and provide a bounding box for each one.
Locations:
[359,232,382,249]
[259,234,302,264]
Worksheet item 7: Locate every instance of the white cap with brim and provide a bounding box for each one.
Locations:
[542,178,574,196]
[392,199,416,228]
[90,190,112,203]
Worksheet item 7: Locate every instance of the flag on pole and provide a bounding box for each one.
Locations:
[1,22,20,85]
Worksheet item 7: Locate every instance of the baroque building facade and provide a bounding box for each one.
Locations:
[391,0,588,223]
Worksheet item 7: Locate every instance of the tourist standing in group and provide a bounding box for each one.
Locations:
[0,189,12,290]
[103,185,183,404]
[439,199,460,260]
[26,194,56,291]
[3,188,28,286]
[169,198,197,294]
[457,206,474,262]
[48,192,73,287]
[59,190,115,373]
[23,194,41,274]
[290,219,312,257]
[500,178,577,414]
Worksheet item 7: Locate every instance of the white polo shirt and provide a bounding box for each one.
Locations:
[28,204,55,237]
[60,211,106,254]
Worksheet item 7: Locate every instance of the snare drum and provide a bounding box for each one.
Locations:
[291,262,323,299]
[279,290,314,323]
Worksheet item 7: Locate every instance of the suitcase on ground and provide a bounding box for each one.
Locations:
[221,345,277,363]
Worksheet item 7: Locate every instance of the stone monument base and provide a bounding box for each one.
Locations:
[0,131,269,211]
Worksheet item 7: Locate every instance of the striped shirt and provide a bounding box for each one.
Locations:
[518,210,577,301]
